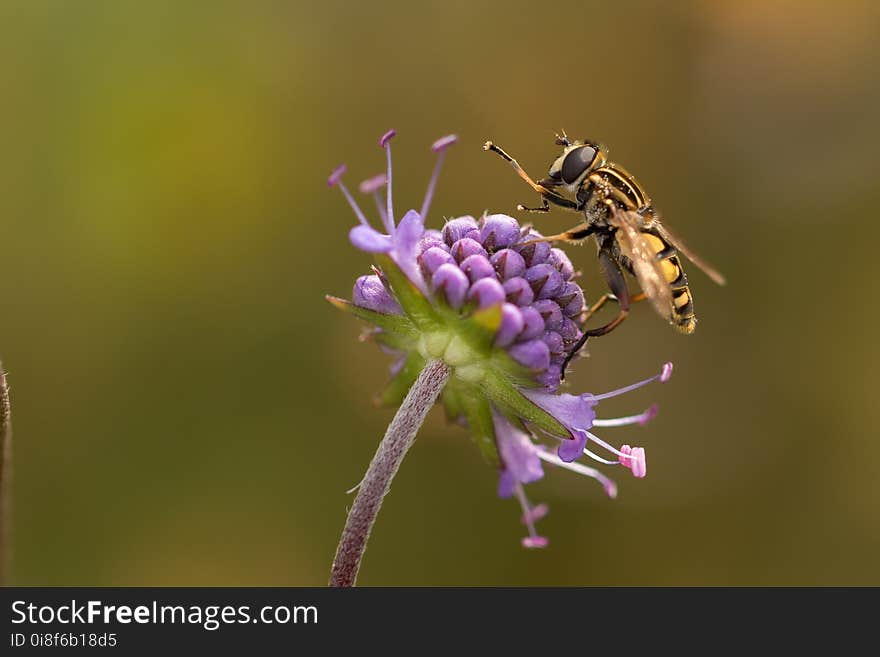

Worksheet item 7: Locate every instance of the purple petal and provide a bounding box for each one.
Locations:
[480,214,521,251]
[497,470,516,498]
[521,388,598,442]
[538,364,562,393]
[542,331,563,355]
[418,246,455,278]
[518,306,545,340]
[349,225,393,253]
[491,248,527,280]
[353,274,402,315]
[495,303,524,347]
[558,283,585,317]
[432,263,470,309]
[549,247,576,280]
[442,216,480,246]
[467,277,506,308]
[558,429,588,463]
[494,412,544,493]
[515,231,551,266]
[525,264,564,300]
[394,210,424,250]
[459,254,495,283]
[392,210,427,290]
[559,317,581,344]
[503,277,535,307]
[532,299,563,332]
[417,231,447,257]
[451,237,488,263]
[508,339,550,371]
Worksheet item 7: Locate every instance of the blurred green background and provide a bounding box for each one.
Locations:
[2,0,878,585]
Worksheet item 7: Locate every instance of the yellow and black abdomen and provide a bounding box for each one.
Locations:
[642,231,696,334]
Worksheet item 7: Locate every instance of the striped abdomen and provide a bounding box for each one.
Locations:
[642,231,696,333]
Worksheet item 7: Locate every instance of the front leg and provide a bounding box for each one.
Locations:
[483,141,579,211]
[520,223,595,246]
[517,198,551,213]
[561,247,631,379]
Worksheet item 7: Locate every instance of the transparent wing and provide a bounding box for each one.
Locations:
[607,207,674,321]
[653,220,727,286]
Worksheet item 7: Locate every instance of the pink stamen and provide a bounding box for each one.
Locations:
[619,445,647,478]
[359,173,390,228]
[379,129,396,148]
[329,168,371,229]
[520,503,549,526]
[359,173,387,194]
[588,362,674,401]
[431,134,458,152]
[583,430,630,459]
[592,403,659,428]
[535,448,618,498]
[582,447,618,465]
[603,480,618,499]
[513,483,547,549]
[327,164,347,187]
[380,130,396,232]
[420,135,458,223]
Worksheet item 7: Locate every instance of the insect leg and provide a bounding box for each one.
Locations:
[560,249,631,379]
[483,141,579,210]
[520,224,595,246]
[580,291,647,323]
[517,199,551,213]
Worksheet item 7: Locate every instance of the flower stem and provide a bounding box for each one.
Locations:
[329,359,450,587]
[0,363,11,586]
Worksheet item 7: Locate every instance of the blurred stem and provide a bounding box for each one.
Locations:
[0,363,10,586]
[329,359,450,587]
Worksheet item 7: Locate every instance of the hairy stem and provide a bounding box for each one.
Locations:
[329,359,450,587]
[0,363,11,586]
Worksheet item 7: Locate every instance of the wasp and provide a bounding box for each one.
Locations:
[483,134,725,377]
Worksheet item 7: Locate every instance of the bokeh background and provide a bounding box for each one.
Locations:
[2,0,878,585]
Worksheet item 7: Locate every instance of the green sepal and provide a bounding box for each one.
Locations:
[482,371,568,438]
[458,387,499,466]
[374,254,441,331]
[488,349,542,389]
[376,351,427,407]
[326,295,417,340]
[371,328,416,351]
[446,303,502,354]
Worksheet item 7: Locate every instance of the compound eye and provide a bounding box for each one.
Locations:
[561,145,597,184]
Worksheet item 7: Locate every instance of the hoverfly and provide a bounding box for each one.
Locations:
[483,133,725,377]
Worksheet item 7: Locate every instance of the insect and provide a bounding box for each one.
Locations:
[483,133,726,377]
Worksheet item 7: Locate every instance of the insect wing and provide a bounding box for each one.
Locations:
[653,220,726,286]
[608,207,674,320]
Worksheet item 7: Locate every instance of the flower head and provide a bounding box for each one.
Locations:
[328,131,673,548]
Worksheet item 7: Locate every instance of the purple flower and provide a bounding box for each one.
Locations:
[329,131,677,549]
[328,130,460,294]
[353,274,402,315]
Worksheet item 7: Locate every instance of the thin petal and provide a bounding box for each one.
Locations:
[521,388,597,434]
[392,210,428,292]
[558,429,587,462]
[494,412,544,488]
[349,225,392,253]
